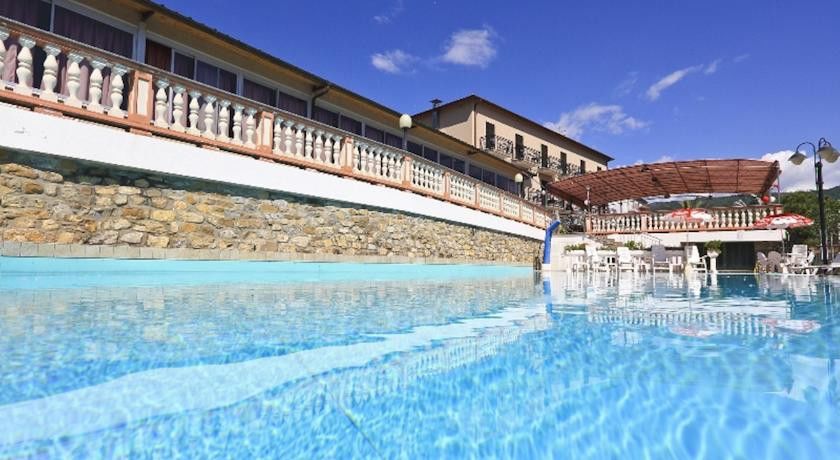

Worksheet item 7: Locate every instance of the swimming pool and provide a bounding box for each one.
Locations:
[0,258,838,458]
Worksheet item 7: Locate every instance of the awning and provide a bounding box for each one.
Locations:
[547,159,780,207]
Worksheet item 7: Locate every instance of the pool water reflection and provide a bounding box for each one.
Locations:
[0,258,837,458]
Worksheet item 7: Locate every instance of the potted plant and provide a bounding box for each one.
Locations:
[565,243,586,253]
[624,241,641,251]
[704,240,723,258]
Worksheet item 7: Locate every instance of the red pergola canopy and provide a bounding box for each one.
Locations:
[548,159,780,207]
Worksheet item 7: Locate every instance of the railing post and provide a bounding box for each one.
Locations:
[443,171,451,200]
[128,70,154,125]
[640,214,648,232]
[340,136,354,173]
[402,156,413,188]
[585,215,592,234]
[257,110,273,153]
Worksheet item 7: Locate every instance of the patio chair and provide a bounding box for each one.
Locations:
[755,252,768,273]
[616,247,636,272]
[585,245,611,272]
[789,251,818,275]
[766,251,786,273]
[685,245,708,273]
[651,245,674,273]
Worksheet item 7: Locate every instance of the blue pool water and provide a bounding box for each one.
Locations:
[0,258,838,459]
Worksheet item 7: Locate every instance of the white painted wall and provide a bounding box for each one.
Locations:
[608,230,783,248]
[0,105,543,240]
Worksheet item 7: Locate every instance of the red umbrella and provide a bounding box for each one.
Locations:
[752,212,813,255]
[752,213,813,230]
[662,208,715,225]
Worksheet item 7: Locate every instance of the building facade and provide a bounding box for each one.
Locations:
[415,95,613,203]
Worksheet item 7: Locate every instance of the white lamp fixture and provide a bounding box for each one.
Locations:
[818,143,839,163]
[514,173,524,183]
[788,151,807,165]
[399,114,412,130]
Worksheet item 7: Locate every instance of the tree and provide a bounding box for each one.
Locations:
[780,191,840,248]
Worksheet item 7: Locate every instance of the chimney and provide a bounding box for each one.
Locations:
[430,98,442,129]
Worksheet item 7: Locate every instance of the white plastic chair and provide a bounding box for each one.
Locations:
[651,245,674,273]
[616,247,636,272]
[685,245,708,273]
[586,245,610,272]
[755,252,768,273]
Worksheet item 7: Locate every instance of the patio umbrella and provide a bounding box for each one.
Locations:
[661,208,715,274]
[752,212,813,254]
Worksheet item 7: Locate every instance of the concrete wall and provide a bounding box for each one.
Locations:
[0,150,542,264]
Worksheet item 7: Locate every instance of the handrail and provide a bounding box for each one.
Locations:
[0,18,552,229]
[585,205,784,234]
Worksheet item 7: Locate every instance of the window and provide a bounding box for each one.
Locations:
[312,106,339,127]
[438,153,452,169]
[196,60,237,93]
[423,148,438,163]
[541,144,548,168]
[561,152,567,174]
[580,160,586,173]
[277,90,307,117]
[482,169,496,186]
[243,79,276,106]
[452,158,466,174]
[339,115,362,135]
[173,52,195,79]
[485,122,495,149]
[469,165,482,180]
[53,6,133,58]
[515,134,524,160]
[365,126,384,143]
[145,40,172,71]
[406,141,423,156]
[0,0,51,29]
[385,132,402,149]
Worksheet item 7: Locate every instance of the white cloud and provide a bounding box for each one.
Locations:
[704,58,722,75]
[733,53,750,63]
[370,49,418,74]
[645,65,703,101]
[373,0,405,24]
[441,28,497,68]
[760,150,840,191]
[544,103,648,140]
[614,72,639,98]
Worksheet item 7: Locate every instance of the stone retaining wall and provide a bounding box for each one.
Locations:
[0,150,542,264]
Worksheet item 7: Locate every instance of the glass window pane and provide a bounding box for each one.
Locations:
[365,126,384,143]
[145,40,172,71]
[53,6,133,58]
[385,132,402,148]
[218,68,237,94]
[312,106,339,127]
[277,90,307,117]
[452,159,466,174]
[469,165,482,180]
[243,79,276,106]
[424,148,438,163]
[406,141,423,156]
[173,52,195,79]
[438,153,452,168]
[339,115,362,135]
[195,60,218,88]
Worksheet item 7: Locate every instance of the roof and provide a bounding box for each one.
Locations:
[120,1,526,175]
[547,159,781,207]
[414,94,615,163]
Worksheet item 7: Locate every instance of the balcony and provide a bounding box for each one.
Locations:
[479,135,583,178]
[586,205,784,235]
[0,19,552,229]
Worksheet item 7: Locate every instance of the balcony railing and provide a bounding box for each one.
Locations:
[0,19,552,229]
[480,135,583,178]
[586,205,784,235]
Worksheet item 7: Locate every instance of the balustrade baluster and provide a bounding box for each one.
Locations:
[186,90,201,135]
[323,134,333,164]
[153,79,169,128]
[0,28,8,84]
[64,52,85,108]
[357,143,367,171]
[244,108,257,148]
[283,120,294,154]
[171,86,187,132]
[13,36,35,95]
[314,130,324,162]
[304,127,314,159]
[40,44,60,102]
[87,58,108,113]
[293,124,305,157]
[373,148,382,176]
[217,100,231,142]
[332,135,342,166]
[273,117,284,153]
[108,64,128,117]
[230,104,244,144]
[201,95,216,139]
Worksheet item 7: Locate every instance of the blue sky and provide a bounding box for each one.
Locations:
[161,0,839,190]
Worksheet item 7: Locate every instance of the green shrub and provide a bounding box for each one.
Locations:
[704,240,724,254]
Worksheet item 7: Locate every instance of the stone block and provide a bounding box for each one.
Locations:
[0,241,21,256]
[99,246,115,259]
[18,242,38,257]
[83,245,101,258]
[150,210,176,222]
[35,243,55,258]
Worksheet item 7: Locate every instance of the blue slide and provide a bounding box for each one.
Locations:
[541,220,562,265]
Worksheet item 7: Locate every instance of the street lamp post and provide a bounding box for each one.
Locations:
[789,138,839,263]
[514,173,524,198]
[399,114,412,150]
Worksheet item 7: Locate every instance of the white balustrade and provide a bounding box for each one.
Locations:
[40,44,61,102]
[172,86,187,132]
[87,57,108,113]
[231,104,243,144]
[187,90,201,135]
[244,108,257,148]
[13,35,35,95]
[201,95,216,139]
[217,100,231,142]
[411,159,443,194]
[108,64,129,117]
[502,195,520,217]
[478,185,501,212]
[0,28,8,85]
[449,175,476,204]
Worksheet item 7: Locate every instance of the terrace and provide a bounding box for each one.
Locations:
[0,18,551,230]
[479,134,584,178]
